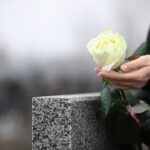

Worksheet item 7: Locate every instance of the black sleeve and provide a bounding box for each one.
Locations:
[147,27,150,53]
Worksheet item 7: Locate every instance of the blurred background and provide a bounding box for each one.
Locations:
[0,0,150,149]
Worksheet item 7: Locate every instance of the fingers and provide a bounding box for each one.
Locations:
[121,55,150,72]
[97,70,137,82]
[95,66,150,89]
[97,65,150,82]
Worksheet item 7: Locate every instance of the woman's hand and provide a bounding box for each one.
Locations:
[95,55,150,89]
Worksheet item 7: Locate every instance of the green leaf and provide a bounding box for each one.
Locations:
[109,87,125,113]
[111,88,121,102]
[124,90,139,106]
[131,102,150,114]
[126,54,140,61]
[100,86,112,118]
[101,78,110,88]
[126,42,148,61]
[134,42,148,56]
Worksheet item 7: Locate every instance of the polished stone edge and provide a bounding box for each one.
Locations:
[32,92,100,102]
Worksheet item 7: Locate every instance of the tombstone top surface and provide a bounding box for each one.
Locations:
[32,92,100,102]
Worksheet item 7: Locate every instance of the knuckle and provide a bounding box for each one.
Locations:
[139,56,146,64]
[145,55,150,60]
[141,55,150,65]
[140,55,147,61]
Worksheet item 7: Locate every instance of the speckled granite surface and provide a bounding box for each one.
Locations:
[32,93,117,150]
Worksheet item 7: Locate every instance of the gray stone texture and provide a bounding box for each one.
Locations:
[32,93,116,150]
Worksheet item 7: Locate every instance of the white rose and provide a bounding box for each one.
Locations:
[87,30,127,71]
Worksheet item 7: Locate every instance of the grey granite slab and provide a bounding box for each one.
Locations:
[32,93,117,150]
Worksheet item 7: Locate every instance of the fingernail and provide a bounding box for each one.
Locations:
[94,67,100,73]
[121,64,128,72]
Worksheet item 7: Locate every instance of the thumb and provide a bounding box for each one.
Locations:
[121,56,150,72]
